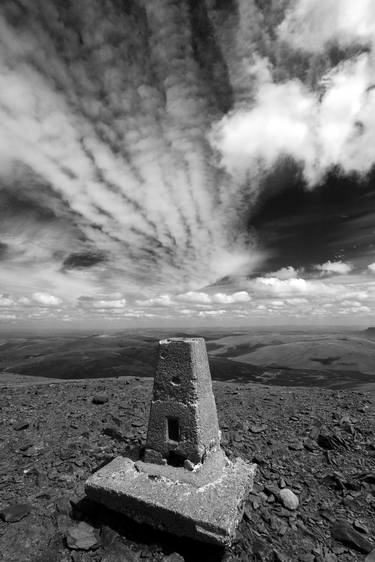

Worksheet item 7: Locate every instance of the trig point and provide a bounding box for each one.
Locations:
[144,337,221,466]
[85,337,256,546]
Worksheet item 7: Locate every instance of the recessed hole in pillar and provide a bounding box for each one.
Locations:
[167,417,180,442]
[171,376,181,385]
[166,450,186,467]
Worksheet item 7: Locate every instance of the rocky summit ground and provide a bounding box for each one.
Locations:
[0,376,374,562]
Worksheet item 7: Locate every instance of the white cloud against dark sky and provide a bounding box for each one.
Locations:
[0,0,375,328]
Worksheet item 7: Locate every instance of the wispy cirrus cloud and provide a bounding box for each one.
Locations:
[1,0,375,327]
[0,0,256,309]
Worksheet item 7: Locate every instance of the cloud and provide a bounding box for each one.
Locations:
[266,266,300,280]
[0,313,16,320]
[198,309,226,317]
[92,299,126,309]
[211,291,251,304]
[211,54,375,186]
[176,290,251,305]
[138,290,251,308]
[175,292,211,305]
[279,0,375,52]
[0,0,259,305]
[368,263,375,273]
[0,294,14,306]
[210,1,375,188]
[210,77,316,181]
[1,1,375,327]
[316,261,353,275]
[136,295,175,308]
[77,296,127,311]
[249,275,367,301]
[32,292,62,306]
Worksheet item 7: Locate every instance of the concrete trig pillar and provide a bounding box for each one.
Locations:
[85,336,256,546]
[144,337,221,466]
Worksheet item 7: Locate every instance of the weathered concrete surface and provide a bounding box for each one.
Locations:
[85,455,256,546]
[145,338,220,465]
[135,447,228,487]
[86,337,256,545]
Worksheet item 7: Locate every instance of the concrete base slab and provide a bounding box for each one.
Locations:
[135,447,228,487]
[85,455,256,546]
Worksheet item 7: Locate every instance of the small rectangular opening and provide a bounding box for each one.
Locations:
[167,450,186,467]
[167,417,180,442]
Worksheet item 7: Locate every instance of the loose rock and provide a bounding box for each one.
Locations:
[288,441,303,451]
[303,438,319,452]
[365,548,375,561]
[66,522,99,551]
[92,393,108,405]
[249,424,267,434]
[13,420,29,431]
[331,519,373,553]
[0,502,32,522]
[279,489,299,510]
[162,553,185,562]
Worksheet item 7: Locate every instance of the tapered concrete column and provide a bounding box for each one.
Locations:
[144,337,221,465]
[85,336,256,546]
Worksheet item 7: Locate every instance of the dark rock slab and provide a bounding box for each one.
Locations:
[0,502,32,522]
[92,393,109,405]
[331,519,373,553]
[365,548,375,561]
[13,420,29,431]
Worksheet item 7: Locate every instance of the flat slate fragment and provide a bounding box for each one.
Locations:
[0,502,32,522]
[331,519,373,553]
[85,455,256,545]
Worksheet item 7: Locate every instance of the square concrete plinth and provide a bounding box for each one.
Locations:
[85,455,256,546]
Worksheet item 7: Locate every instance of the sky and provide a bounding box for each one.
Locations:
[1,0,375,329]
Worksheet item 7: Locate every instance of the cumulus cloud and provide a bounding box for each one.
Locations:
[138,290,251,308]
[136,295,175,308]
[252,277,314,296]
[32,292,62,306]
[249,276,366,301]
[368,263,375,273]
[175,292,211,305]
[279,0,375,52]
[176,290,251,305]
[211,1,375,187]
[265,266,300,280]
[0,294,14,306]
[211,55,375,186]
[198,309,226,317]
[316,261,353,275]
[212,291,251,304]
[92,299,126,309]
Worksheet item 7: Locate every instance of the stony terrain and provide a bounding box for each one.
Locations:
[0,376,374,562]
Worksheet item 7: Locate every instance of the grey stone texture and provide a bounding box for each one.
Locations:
[135,447,228,487]
[85,454,256,545]
[145,338,221,465]
[85,337,256,545]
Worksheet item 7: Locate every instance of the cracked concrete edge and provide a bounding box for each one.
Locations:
[85,456,257,545]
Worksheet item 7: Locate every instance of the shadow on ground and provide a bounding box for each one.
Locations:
[73,496,226,562]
